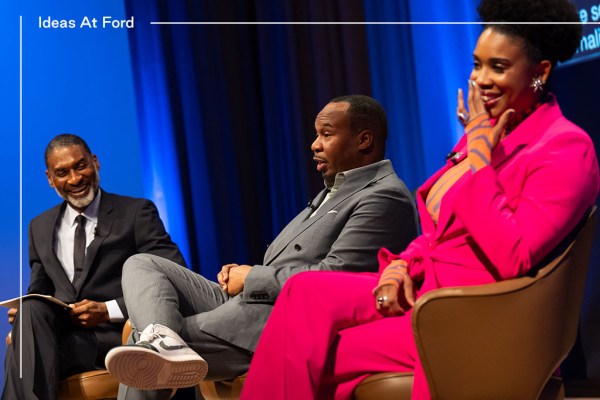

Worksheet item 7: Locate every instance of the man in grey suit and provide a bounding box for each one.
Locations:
[106,95,418,398]
[3,134,186,400]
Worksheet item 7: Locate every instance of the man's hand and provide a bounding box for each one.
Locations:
[217,263,236,292]
[69,299,109,327]
[218,264,252,296]
[7,308,17,325]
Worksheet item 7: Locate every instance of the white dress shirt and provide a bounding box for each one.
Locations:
[54,191,124,321]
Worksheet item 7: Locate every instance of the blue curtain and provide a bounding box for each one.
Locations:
[124,0,481,276]
[408,0,480,176]
[125,1,194,266]
[363,1,426,192]
[125,0,373,277]
[365,0,479,189]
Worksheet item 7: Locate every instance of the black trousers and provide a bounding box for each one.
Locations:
[2,298,119,400]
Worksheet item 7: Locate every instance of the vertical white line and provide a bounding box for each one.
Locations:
[19,15,23,379]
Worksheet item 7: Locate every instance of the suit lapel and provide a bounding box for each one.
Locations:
[75,192,114,293]
[489,99,559,169]
[263,193,323,265]
[264,163,393,265]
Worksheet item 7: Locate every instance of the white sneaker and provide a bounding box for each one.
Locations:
[105,323,208,390]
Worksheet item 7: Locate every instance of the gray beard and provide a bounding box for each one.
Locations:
[55,172,100,210]
[56,186,97,209]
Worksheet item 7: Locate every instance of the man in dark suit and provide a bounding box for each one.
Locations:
[2,134,186,400]
[106,95,418,399]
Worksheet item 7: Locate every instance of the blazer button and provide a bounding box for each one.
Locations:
[294,244,302,251]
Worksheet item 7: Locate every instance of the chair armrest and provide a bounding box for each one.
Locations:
[122,319,132,345]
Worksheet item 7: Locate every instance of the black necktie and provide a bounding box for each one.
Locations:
[73,215,87,284]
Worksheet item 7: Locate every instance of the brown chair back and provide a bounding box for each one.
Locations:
[413,206,597,400]
[355,207,596,400]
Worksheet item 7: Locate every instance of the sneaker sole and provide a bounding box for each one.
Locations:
[106,346,208,390]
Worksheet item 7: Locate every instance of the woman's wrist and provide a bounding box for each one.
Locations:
[376,259,408,289]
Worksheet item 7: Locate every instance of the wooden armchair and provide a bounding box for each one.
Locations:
[354,206,597,400]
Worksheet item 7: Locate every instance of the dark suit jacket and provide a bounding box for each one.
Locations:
[27,189,185,353]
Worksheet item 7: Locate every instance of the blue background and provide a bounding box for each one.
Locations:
[1,0,599,393]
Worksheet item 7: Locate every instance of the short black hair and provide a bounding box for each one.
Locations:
[44,134,93,167]
[330,95,388,141]
[477,0,581,66]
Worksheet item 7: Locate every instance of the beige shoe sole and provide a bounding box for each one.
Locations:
[106,346,208,390]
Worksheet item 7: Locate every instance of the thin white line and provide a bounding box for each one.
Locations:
[19,15,23,380]
[150,21,596,25]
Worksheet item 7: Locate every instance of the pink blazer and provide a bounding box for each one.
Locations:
[380,96,599,295]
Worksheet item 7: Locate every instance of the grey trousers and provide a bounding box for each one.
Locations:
[118,254,253,400]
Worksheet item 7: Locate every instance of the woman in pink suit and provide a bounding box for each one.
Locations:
[241,0,600,398]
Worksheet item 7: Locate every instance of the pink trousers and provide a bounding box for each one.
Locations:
[241,271,431,399]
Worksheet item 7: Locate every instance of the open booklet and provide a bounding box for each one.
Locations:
[0,294,71,309]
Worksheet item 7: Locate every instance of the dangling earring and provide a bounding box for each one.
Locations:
[530,76,544,93]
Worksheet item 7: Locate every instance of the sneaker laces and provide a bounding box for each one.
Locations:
[138,326,163,344]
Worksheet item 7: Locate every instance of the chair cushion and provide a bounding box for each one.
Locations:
[353,372,413,400]
[199,375,247,400]
[352,373,563,400]
[57,369,119,400]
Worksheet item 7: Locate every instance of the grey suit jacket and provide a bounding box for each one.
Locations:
[197,160,417,351]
